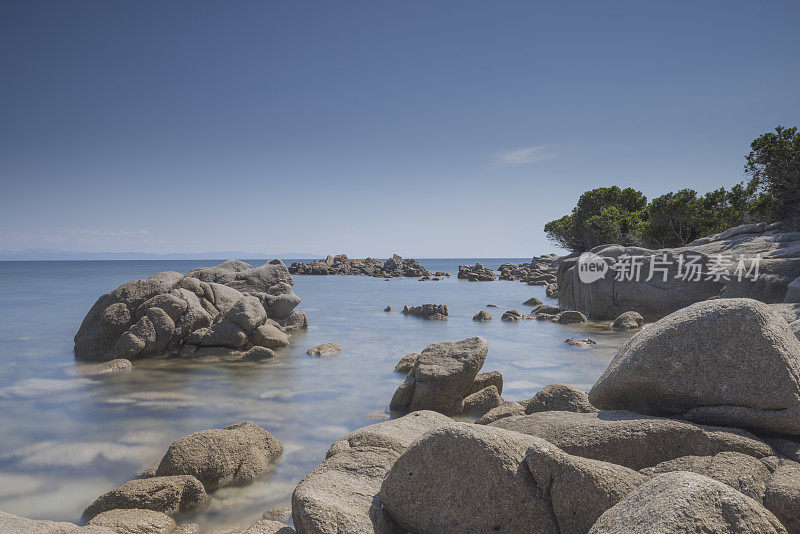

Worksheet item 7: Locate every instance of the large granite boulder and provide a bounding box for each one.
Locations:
[75,261,305,361]
[589,298,800,435]
[86,508,185,533]
[380,423,644,533]
[491,410,774,470]
[588,471,787,534]
[82,475,208,521]
[558,223,800,320]
[291,411,451,534]
[155,422,283,489]
[389,337,489,415]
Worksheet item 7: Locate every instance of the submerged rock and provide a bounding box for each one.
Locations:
[501,309,523,321]
[590,298,800,435]
[155,422,283,489]
[68,358,133,377]
[553,310,587,324]
[306,343,342,357]
[565,338,597,348]
[472,310,492,321]
[612,311,644,329]
[82,475,208,521]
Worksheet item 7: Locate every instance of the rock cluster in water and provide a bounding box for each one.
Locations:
[74,260,307,362]
[401,303,448,319]
[289,253,430,278]
[290,297,800,533]
[457,263,497,281]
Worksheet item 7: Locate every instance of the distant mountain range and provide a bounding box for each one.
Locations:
[0,249,319,261]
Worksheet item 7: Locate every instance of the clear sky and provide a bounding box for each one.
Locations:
[1,1,798,258]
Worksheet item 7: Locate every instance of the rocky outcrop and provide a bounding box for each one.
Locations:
[457,263,496,281]
[389,337,495,415]
[155,422,283,489]
[74,260,306,362]
[558,222,800,320]
[491,410,774,470]
[400,304,447,319]
[589,471,787,534]
[82,475,208,521]
[589,299,800,435]
[565,338,597,348]
[380,423,644,533]
[499,254,561,285]
[288,254,430,278]
[475,401,527,424]
[291,411,452,534]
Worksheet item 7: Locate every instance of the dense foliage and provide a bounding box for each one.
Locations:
[545,126,800,252]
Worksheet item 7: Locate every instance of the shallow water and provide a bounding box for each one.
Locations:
[0,259,634,531]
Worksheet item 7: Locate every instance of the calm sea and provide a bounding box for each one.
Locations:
[0,259,633,531]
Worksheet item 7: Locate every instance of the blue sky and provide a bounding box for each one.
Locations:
[1,1,798,257]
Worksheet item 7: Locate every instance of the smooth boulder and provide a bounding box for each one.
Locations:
[82,476,208,521]
[155,422,283,489]
[588,471,787,534]
[590,298,800,435]
[526,384,597,414]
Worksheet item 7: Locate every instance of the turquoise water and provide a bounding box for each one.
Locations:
[0,259,634,531]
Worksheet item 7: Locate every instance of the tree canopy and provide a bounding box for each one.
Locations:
[545,126,797,253]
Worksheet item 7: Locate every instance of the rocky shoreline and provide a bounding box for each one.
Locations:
[7,223,800,533]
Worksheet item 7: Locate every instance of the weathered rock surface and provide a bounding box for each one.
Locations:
[469,370,503,396]
[82,475,208,521]
[291,411,451,534]
[289,254,429,278]
[764,461,800,534]
[472,310,492,321]
[558,223,800,320]
[0,510,115,533]
[475,401,527,425]
[524,297,543,306]
[588,471,787,534]
[553,310,587,324]
[381,423,644,534]
[640,452,773,502]
[155,422,283,489]
[526,384,597,414]
[491,410,774,470]
[393,352,419,374]
[389,337,489,415]
[612,311,644,329]
[75,261,305,361]
[457,263,496,281]
[401,304,447,319]
[590,298,800,435]
[306,343,342,357]
[461,385,503,416]
[86,508,178,533]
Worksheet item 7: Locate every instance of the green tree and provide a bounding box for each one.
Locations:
[746,126,800,225]
[544,186,646,252]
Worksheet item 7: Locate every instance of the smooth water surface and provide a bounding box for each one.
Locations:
[0,259,634,531]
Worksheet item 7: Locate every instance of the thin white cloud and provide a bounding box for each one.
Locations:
[493,145,554,167]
